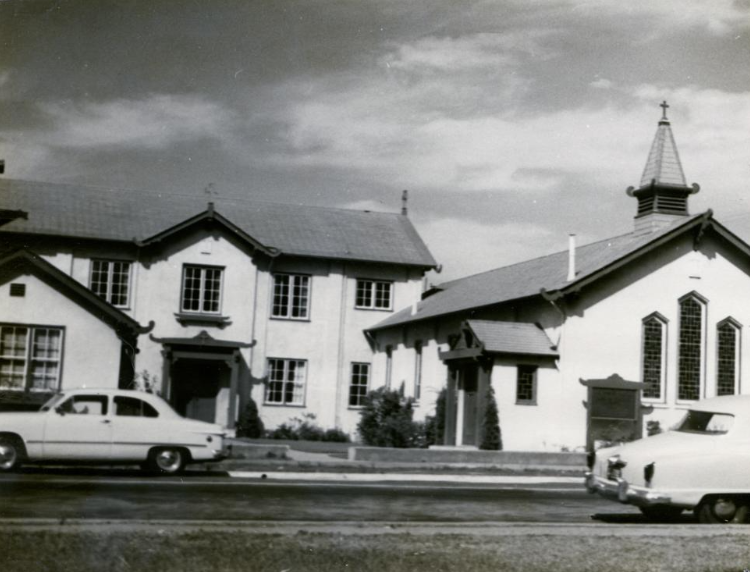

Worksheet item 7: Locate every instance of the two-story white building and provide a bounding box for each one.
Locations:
[367,105,750,452]
[0,184,436,435]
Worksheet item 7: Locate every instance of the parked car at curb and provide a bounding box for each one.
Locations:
[585,394,750,524]
[0,388,229,474]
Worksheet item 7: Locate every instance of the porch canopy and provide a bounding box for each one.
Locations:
[439,320,558,361]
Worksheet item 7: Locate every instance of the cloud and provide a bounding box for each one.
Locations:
[590,78,614,89]
[418,217,567,281]
[39,94,234,149]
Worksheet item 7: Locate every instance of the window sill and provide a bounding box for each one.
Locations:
[515,401,537,406]
[354,307,393,312]
[262,402,306,408]
[174,313,232,328]
[269,316,311,323]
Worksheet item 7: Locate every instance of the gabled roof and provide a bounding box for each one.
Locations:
[369,211,744,331]
[466,320,558,357]
[0,249,152,339]
[0,178,437,268]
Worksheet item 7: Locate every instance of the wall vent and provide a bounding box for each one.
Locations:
[10,283,26,297]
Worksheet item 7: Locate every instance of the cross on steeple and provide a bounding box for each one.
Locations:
[660,100,669,121]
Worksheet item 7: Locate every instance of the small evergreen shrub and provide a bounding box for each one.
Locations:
[357,386,422,448]
[322,428,350,443]
[480,384,502,450]
[236,397,265,439]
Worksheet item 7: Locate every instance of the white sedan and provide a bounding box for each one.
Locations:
[585,394,750,524]
[0,388,229,474]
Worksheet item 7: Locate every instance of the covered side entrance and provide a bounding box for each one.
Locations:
[151,331,253,429]
[439,320,559,448]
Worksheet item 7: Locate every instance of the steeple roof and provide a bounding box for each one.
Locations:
[639,101,687,188]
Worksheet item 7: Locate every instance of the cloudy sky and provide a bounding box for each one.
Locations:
[1,0,748,281]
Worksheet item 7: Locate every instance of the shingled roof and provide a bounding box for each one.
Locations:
[368,211,745,331]
[0,178,437,268]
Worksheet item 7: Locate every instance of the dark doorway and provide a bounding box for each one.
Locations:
[171,360,229,423]
[460,364,479,446]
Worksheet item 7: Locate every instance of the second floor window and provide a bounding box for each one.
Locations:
[90,260,131,307]
[181,265,223,314]
[356,279,393,310]
[272,274,310,319]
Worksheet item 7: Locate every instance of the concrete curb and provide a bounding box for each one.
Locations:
[226,471,583,484]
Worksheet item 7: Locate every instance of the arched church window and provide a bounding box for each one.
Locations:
[717,319,741,396]
[678,294,706,401]
[641,314,667,400]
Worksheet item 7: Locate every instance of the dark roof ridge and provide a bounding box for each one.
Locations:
[0,177,402,217]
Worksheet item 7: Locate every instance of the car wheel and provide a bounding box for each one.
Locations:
[697,497,749,524]
[149,447,186,475]
[639,505,684,522]
[0,436,23,472]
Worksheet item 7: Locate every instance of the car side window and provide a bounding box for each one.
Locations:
[114,396,158,418]
[58,395,108,416]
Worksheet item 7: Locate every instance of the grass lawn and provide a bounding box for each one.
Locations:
[2,528,750,572]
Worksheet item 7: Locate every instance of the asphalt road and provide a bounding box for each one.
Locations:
[0,468,672,524]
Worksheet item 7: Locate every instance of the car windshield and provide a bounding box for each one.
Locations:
[675,410,734,435]
[40,393,66,411]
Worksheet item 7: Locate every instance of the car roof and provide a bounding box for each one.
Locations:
[690,395,750,416]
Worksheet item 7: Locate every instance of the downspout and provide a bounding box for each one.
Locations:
[334,263,348,428]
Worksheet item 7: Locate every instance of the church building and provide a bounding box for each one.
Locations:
[367,103,750,451]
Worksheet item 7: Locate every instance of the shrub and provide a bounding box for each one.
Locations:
[236,397,265,439]
[357,386,422,448]
[423,388,447,447]
[480,384,502,450]
[646,420,662,436]
[322,428,350,443]
[267,413,348,442]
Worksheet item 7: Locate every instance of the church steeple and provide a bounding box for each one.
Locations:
[627,101,700,234]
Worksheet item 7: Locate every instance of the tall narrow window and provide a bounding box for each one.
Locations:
[678,294,705,401]
[349,363,370,407]
[356,279,393,310]
[641,314,667,400]
[181,265,223,314]
[0,325,63,391]
[414,341,423,401]
[271,274,310,319]
[717,320,740,396]
[385,345,393,389]
[516,365,537,405]
[90,260,131,307]
[264,358,306,406]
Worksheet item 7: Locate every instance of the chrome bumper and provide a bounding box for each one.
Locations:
[585,471,671,506]
[212,444,232,461]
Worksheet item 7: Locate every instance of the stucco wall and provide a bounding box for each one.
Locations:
[0,272,123,391]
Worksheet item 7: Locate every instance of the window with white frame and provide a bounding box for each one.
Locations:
[516,365,537,404]
[90,260,132,307]
[678,294,706,401]
[349,362,370,407]
[272,274,310,319]
[181,265,223,314]
[355,279,393,310]
[0,325,63,391]
[641,314,667,400]
[717,319,740,396]
[414,341,423,401]
[265,358,307,405]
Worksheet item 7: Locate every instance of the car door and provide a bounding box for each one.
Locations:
[42,393,113,460]
[109,395,161,462]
